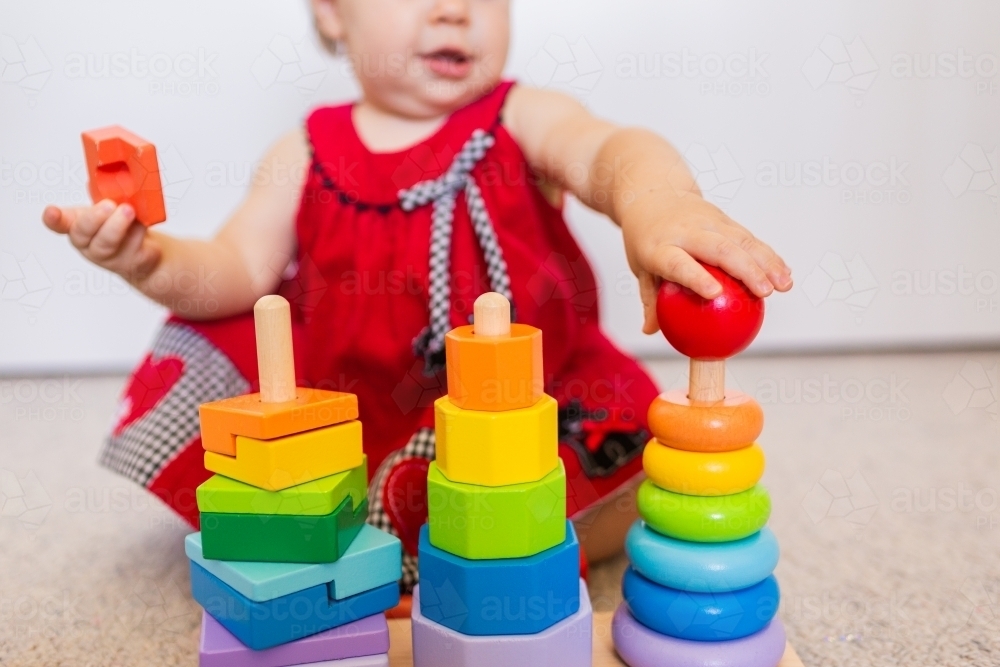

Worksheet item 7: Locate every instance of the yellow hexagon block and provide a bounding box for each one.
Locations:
[435,394,558,487]
[204,420,364,491]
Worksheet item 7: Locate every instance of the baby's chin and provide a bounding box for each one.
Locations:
[368,72,503,118]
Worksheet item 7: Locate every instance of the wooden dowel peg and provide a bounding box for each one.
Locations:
[473,292,511,337]
[254,295,297,403]
[688,359,725,403]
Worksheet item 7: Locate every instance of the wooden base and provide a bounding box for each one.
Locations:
[387,610,804,666]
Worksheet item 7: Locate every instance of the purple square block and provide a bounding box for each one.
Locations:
[199,611,389,667]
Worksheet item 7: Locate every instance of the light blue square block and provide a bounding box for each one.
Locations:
[186,524,401,602]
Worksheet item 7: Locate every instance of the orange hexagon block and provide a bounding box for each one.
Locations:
[199,387,359,456]
[445,323,543,411]
[82,125,166,226]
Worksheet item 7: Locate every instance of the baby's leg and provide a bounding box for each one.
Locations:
[573,474,643,563]
[101,314,260,527]
[551,324,660,564]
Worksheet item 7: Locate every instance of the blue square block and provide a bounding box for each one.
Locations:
[191,561,400,650]
[417,520,580,636]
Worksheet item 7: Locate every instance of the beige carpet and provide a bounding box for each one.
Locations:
[2,351,999,666]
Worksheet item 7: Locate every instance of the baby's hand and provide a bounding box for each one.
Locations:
[621,195,793,335]
[42,200,162,281]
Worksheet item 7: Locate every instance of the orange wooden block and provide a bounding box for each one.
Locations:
[81,125,166,226]
[199,387,359,456]
[647,389,764,453]
[445,324,543,411]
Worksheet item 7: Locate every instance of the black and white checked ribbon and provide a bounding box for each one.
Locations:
[399,129,513,375]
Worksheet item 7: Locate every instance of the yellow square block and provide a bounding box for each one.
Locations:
[204,420,364,491]
[434,394,558,487]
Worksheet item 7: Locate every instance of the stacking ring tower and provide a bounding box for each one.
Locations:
[613,264,785,667]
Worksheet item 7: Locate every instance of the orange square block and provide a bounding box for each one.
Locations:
[445,323,543,411]
[82,125,166,226]
[199,387,359,456]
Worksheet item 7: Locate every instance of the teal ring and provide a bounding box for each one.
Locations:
[626,521,779,593]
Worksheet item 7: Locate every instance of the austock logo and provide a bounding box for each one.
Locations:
[943,144,998,206]
[392,360,446,415]
[115,577,197,635]
[0,34,52,94]
[802,469,878,527]
[802,35,879,105]
[943,361,998,420]
[526,252,599,322]
[0,252,52,320]
[0,469,52,529]
[526,35,603,96]
[801,252,879,323]
[615,48,770,97]
[684,144,743,203]
[252,35,328,94]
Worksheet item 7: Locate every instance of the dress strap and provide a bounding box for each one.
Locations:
[398,128,514,375]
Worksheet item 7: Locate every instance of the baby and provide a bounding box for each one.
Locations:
[42,0,791,588]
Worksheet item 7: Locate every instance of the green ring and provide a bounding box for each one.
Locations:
[637,480,771,543]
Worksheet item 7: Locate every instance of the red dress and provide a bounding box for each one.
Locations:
[102,81,659,555]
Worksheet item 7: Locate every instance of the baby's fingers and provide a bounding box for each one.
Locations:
[683,232,775,297]
[86,203,137,262]
[638,272,660,335]
[42,206,72,234]
[718,225,793,292]
[67,200,117,250]
[646,244,722,300]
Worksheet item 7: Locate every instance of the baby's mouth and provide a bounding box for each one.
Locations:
[421,49,474,78]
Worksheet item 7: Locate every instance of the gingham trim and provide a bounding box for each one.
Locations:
[367,427,436,593]
[99,322,249,486]
[399,129,514,375]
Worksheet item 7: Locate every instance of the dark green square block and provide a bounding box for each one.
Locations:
[200,497,369,563]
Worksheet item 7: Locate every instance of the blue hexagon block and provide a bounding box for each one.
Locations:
[623,567,779,642]
[417,520,580,636]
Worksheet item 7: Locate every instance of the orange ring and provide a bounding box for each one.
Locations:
[647,390,763,453]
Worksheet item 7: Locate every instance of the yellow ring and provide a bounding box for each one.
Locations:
[643,439,765,496]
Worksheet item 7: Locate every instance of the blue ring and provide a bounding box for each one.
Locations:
[623,568,779,641]
[626,521,779,593]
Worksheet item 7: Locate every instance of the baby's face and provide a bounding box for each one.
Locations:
[316,0,510,118]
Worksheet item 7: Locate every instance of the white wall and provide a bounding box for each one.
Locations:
[1,0,998,373]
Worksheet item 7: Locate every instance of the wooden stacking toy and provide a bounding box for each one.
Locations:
[189,295,402,664]
[81,125,166,226]
[613,263,785,667]
[413,293,593,667]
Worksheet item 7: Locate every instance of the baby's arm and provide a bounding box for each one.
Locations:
[504,87,793,333]
[42,129,308,319]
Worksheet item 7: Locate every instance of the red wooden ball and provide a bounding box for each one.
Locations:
[656,262,765,359]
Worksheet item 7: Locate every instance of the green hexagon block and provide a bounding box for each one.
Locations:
[427,461,566,560]
[196,457,368,516]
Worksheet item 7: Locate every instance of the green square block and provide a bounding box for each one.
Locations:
[427,460,566,560]
[200,496,369,563]
[196,457,368,516]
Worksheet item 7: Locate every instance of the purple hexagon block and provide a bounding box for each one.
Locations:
[412,579,592,667]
